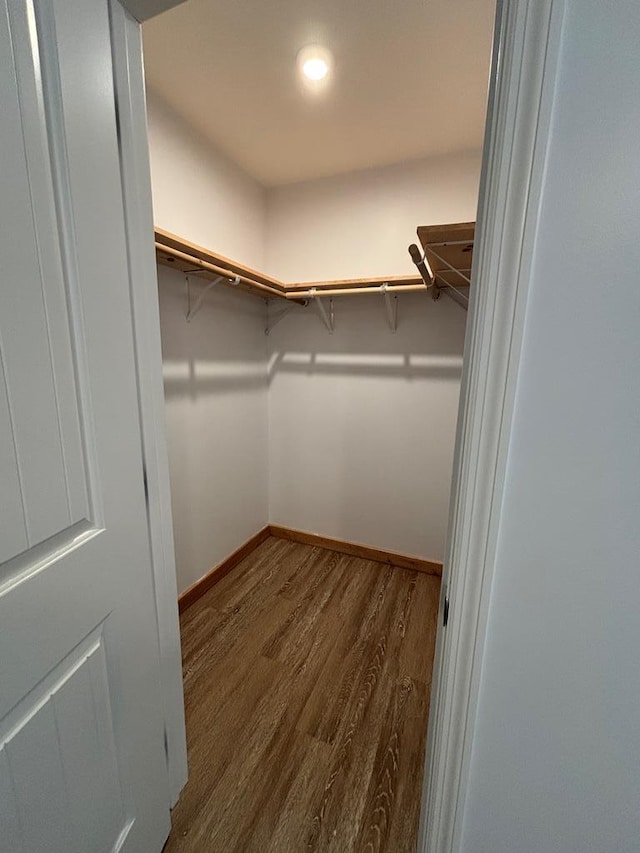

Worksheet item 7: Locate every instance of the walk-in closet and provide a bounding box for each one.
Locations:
[142,1,495,849]
[3,0,636,846]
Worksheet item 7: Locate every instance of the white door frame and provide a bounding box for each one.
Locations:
[108,0,188,807]
[418,0,566,849]
[104,0,568,830]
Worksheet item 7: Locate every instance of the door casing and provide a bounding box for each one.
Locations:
[417,1,566,850]
[109,0,571,836]
[108,0,188,807]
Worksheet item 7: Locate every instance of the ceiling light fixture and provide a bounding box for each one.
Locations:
[297,44,332,84]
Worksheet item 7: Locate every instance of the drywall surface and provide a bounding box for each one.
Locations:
[146,91,266,269]
[265,150,482,282]
[460,2,640,850]
[157,264,268,594]
[267,293,466,561]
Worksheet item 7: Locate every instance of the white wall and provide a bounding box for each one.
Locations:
[265,150,482,281]
[146,91,266,269]
[157,264,268,594]
[148,92,270,595]
[268,293,466,561]
[460,1,640,850]
[265,150,478,561]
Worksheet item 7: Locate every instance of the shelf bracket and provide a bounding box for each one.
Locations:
[185,272,224,322]
[265,300,295,335]
[310,288,334,333]
[442,280,470,311]
[425,245,472,286]
[381,282,398,332]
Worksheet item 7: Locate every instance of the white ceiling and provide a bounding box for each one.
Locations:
[142,0,495,187]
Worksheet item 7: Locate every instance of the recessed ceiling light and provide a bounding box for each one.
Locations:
[297,45,332,84]
[303,57,329,81]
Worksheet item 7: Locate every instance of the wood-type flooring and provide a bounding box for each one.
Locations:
[164,535,440,852]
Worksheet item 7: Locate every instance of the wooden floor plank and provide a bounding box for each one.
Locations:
[302,568,419,852]
[383,677,431,853]
[300,561,399,748]
[353,675,421,853]
[397,572,441,685]
[164,536,440,852]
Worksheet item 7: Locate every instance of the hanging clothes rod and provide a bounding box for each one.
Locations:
[155,242,287,300]
[408,243,435,286]
[285,282,427,299]
[408,243,441,300]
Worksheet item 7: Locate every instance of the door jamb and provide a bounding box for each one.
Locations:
[417,0,565,849]
[106,0,567,827]
[109,0,188,807]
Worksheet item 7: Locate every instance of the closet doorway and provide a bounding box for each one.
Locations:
[141,1,496,849]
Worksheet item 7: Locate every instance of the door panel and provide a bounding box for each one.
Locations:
[1,626,125,853]
[0,0,92,569]
[0,0,171,850]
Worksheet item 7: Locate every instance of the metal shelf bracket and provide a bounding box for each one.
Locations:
[185,271,225,322]
[266,300,295,335]
[310,288,334,333]
[381,282,398,332]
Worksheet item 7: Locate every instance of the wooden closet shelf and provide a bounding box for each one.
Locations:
[155,242,287,301]
[155,230,288,301]
[155,222,475,303]
[155,227,284,291]
[417,221,475,290]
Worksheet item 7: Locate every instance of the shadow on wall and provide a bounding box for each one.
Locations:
[158,263,467,399]
[158,266,269,400]
[266,290,466,384]
[267,351,463,382]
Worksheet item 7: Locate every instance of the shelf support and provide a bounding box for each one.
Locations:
[425,245,472,286]
[310,288,334,333]
[381,283,398,332]
[441,280,470,311]
[185,272,225,322]
[265,300,295,335]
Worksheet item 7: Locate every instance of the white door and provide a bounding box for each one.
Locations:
[0,0,171,851]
